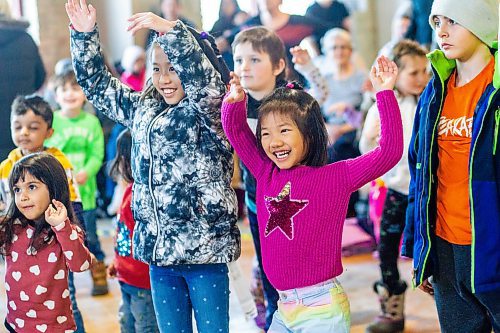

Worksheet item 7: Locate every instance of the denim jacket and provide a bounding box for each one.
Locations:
[402,48,500,294]
[70,21,240,266]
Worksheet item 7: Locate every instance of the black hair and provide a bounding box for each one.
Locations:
[0,153,81,255]
[218,0,241,19]
[11,95,53,128]
[141,27,231,102]
[256,83,328,167]
[108,129,133,183]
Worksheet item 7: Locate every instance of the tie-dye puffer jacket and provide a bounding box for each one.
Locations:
[70,21,240,266]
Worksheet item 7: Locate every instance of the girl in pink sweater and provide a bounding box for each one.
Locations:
[0,153,91,333]
[221,56,403,332]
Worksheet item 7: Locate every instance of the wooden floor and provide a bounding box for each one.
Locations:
[0,218,441,333]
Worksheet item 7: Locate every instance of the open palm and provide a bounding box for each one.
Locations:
[65,0,96,33]
[370,55,398,92]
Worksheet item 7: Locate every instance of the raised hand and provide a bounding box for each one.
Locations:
[45,199,68,227]
[65,0,96,33]
[224,72,245,104]
[370,55,398,92]
[127,12,175,35]
[290,46,311,66]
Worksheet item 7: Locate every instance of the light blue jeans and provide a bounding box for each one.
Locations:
[269,278,351,333]
[118,281,159,333]
[150,263,230,333]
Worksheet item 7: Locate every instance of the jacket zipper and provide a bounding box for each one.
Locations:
[148,108,169,262]
[417,74,444,287]
[494,107,500,154]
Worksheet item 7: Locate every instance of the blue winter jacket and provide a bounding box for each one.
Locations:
[402,48,500,294]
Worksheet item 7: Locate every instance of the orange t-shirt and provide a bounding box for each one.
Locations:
[436,58,494,245]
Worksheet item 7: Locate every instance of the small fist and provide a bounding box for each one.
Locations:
[107,261,117,278]
[45,199,68,227]
[290,46,311,66]
[75,170,88,185]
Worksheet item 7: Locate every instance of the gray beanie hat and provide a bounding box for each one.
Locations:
[429,0,498,48]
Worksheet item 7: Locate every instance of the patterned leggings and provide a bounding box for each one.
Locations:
[378,189,408,291]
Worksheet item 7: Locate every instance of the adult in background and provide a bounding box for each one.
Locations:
[306,0,351,48]
[217,0,329,83]
[404,0,433,49]
[210,0,249,69]
[145,0,197,49]
[0,0,46,160]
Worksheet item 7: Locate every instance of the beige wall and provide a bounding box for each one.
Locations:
[34,0,202,76]
[34,0,403,77]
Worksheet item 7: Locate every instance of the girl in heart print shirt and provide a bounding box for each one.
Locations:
[0,153,91,333]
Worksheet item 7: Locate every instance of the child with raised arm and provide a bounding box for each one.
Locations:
[221,56,403,332]
[360,39,429,333]
[402,0,500,331]
[0,153,91,333]
[231,26,328,330]
[65,0,240,331]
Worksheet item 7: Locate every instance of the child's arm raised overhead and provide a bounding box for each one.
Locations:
[45,199,92,273]
[345,56,403,191]
[221,73,269,179]
[65,0,140,128]
[128,12,227,111]
[291,46,329,106]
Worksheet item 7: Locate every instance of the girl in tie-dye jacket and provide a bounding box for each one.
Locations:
[65,1,240,330]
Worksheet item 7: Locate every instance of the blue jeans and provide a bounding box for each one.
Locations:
[68,271,85,333]
[81,209,105,261]
[119,281,159,333]
[150,263,230,333]
[269,278,350,333]
[433,237,500,333]
[248,210,279,330]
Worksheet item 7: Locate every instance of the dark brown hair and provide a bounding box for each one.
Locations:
[0,153,81,255]
[11,95,53,128]
[232,26,287,82]
[108,129,133,183]
[52,70,79,91]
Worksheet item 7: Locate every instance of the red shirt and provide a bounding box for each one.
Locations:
[114,183,151,289]
[4,219,91,333]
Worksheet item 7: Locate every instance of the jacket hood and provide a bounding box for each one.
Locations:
[0,17,30,46]
[427,45,499,89]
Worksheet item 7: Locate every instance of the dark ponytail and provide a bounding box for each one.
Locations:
[185,26,231,85]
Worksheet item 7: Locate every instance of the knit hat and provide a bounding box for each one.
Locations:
[429,0,498,48]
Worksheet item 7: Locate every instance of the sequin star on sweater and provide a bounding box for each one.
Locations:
[221,90,403,290]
